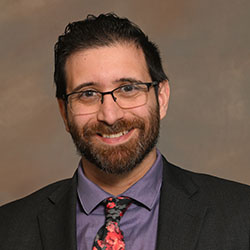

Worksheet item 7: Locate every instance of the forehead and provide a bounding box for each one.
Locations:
[65,43,151,91]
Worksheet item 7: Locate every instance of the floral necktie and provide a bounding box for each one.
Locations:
[92,196,132,250]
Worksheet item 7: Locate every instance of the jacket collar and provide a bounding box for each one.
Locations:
[156,157,208,250]
[38,172,78,250]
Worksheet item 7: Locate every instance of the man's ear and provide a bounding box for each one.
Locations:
[57,98,70,132]
[158,80,170,120]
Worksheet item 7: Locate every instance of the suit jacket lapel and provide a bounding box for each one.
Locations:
[38,173,78,250]
[156,158,208,250]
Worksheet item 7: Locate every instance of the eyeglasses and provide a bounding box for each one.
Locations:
[63,81,159,115]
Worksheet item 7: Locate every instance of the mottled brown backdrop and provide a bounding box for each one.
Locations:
[0,0,249,205]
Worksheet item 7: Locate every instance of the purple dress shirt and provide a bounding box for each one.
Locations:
[76,150,163,250]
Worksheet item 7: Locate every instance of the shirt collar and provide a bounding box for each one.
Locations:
[77,149,163,214]
[77,164,110,215]
[122,149,163,210]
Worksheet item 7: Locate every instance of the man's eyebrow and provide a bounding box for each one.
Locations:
[71,82,95,92]
[114,78,143,84]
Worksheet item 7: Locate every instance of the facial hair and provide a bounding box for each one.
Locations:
[68,105,160,175]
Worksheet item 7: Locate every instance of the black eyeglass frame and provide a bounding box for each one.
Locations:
[62,81,159,104]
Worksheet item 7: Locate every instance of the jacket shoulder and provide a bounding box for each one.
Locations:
[0,178,72,219]
[162,157,250,204]
[0,178,76,249]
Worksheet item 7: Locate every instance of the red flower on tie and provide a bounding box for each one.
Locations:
[107,202,116,209]
[105,231,125,250]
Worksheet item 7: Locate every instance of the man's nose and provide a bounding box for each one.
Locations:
[96,94,124,125]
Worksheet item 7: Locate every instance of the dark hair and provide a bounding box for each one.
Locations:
[54,13,168,99]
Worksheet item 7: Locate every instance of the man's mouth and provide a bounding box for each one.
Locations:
[99,130,130,138]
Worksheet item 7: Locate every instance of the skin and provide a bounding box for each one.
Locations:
[58,42,170,195]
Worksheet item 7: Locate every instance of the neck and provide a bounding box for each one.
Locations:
[81,148,157,196]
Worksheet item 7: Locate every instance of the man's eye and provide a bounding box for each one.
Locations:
[120,85,137,92]
[78,90,97,99]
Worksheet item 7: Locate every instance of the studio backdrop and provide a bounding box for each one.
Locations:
[0,0,249,205]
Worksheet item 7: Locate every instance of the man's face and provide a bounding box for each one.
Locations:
[59,43,169,174]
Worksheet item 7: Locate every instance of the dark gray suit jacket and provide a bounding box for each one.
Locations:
[1,157,250,250]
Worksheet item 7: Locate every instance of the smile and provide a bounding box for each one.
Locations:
[101,130,129,138]
[96,129,134,145]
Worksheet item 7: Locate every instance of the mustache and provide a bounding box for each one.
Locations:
[83,118,145,136]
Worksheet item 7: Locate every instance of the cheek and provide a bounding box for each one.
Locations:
[126,106,155,129]
[68,113,96,130]
[124,107,148,120]
[128,94,158,119]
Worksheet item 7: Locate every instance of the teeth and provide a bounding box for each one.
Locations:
[102,130,129,138]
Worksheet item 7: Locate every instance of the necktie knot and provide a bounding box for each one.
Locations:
[104,197,132,223]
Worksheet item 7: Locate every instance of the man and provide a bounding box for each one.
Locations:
[1,13,250,250]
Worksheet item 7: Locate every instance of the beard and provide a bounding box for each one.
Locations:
[68,105,160,175]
